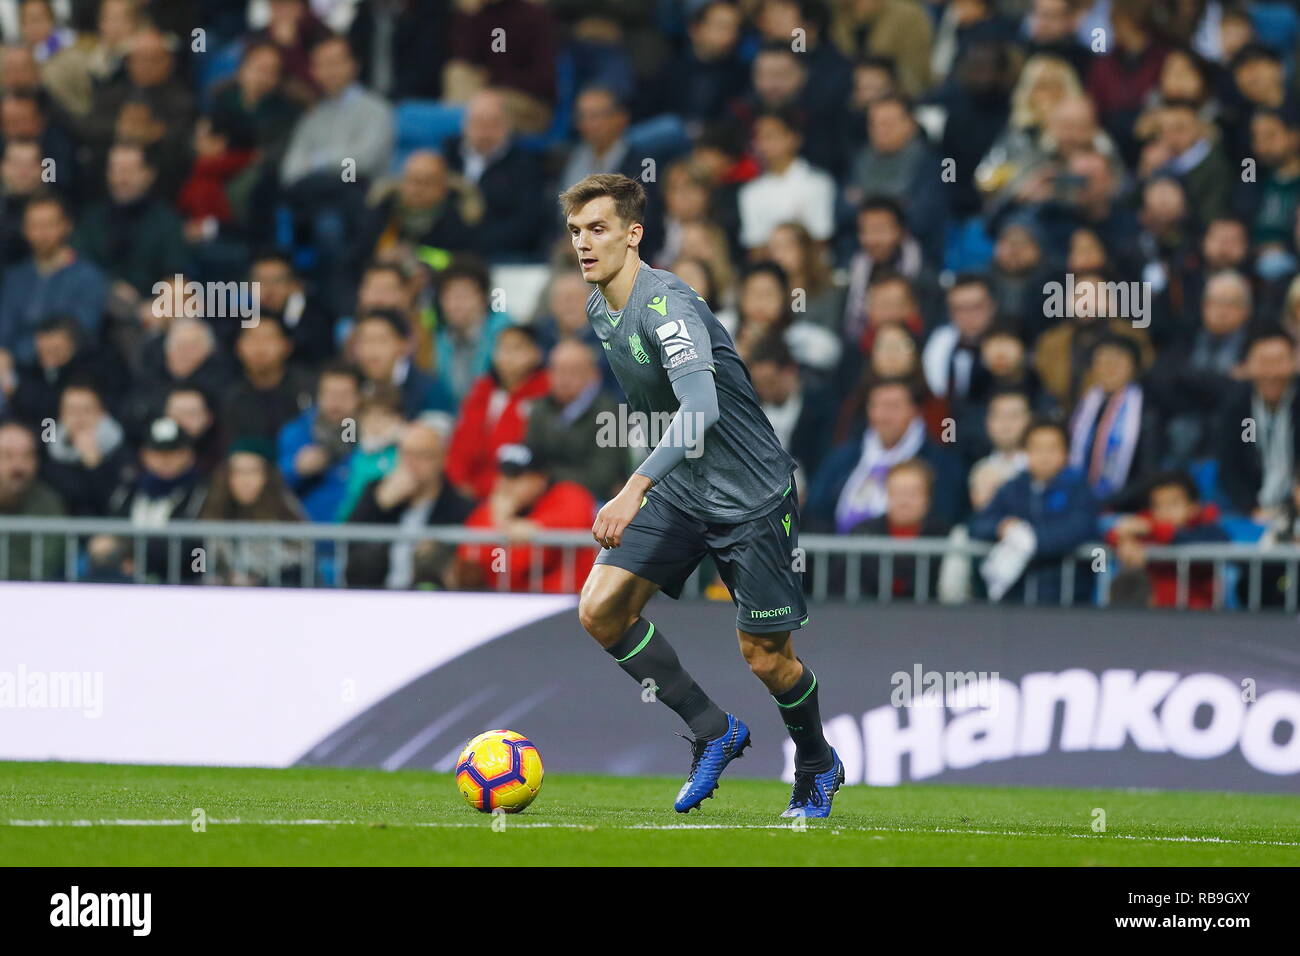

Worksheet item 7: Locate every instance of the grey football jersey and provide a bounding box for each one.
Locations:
[585,264,796,522]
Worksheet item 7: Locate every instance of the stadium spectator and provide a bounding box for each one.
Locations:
[762,220,842,332]
[248,249,335,368]
[41,375,129,516]
[277,359,360,522]
[5,313,125,428]
[1252,473,1300,607]
[432,256,510,407]
[969,417,1098,605]
[80,26,195,193]
[444,0,557,134]
[852,270,928,355]
[842,197,939,346]
[1149,269,1253,465]
[0,192,106,365]
[749,332,836,493]
[354,150,481,267]
[731,41,849,180]
[0,88,76,199]
[754,0,853,145]
[560,87,638,194]
[837,458,951,600]
[1067,334,1160,509]
[177,110,258,244]
[987,215,1049,335]
[128,316,235,433]
[1084,0,1167,163]
[974,324,1045,411]
[1033,272,1153,411]
[347,0,449,101]
[922,273,996,405]
[446,323,548,501]
[73,142,189,302]
[209,41,300,162]
[279,33,394,307]
[346,418,473,589]
[198,438,306,586]
[532,269,604,354]
[652,159,713,268]
[336,381,403,521]
[1139,99,1231,224]
[1106,469,1228,609]
[808,378,964,532]
[454,442,596,593]
[0,138,43,268]
[352,308,453,420]
[163,385,223,477]
[640,0,747,123]
[732,261,840,385]
[829,0,934,98]
[0,417,64,579]
[221,316,313,447]
[248,0,332,106]
[1215,325,1300,520]
[738,107,835,251]
[522,338,625,503]
[967,388,1031,511]
[441,87,547,259]
[1023,0,1091,80]
[37,0,139,119]
[105,415,207,582]
[848,94,947,260]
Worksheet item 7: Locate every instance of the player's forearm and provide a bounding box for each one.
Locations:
[633,369,719,486]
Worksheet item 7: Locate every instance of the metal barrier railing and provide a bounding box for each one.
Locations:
[0,516,1296,612]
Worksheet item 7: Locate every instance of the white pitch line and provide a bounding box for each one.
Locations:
[4,818,1299,847]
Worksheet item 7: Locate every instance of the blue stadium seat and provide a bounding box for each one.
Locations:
[944,217,994,273]
[1188,459,1222,508]
[392,100,466,171]
[198,40,245,106]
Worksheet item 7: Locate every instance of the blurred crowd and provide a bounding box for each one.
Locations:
[0,0,1298,609]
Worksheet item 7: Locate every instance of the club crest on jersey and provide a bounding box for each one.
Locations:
[655,319,698,368]
[628,332,651,364]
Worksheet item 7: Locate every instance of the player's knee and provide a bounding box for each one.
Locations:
[740,641,783,683]
[577,587,633,647]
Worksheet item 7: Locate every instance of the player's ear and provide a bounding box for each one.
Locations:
[626,221,644,249]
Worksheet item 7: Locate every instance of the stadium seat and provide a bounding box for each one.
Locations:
[944,217,995,273]
[490,263,551,322]
[198,39,245,105]
[392,100,466,172]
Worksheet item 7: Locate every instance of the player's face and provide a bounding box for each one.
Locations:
[567,196,640,284]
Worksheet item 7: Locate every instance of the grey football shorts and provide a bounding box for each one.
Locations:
[594,476,808,634]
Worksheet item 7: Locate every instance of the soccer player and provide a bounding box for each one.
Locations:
[560,173,844,816]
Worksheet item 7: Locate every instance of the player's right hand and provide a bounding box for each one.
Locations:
[591,491,640,549]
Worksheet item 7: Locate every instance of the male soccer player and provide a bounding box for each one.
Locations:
[560,173,844,816]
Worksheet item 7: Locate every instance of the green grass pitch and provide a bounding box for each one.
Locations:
[2,761,1297,866]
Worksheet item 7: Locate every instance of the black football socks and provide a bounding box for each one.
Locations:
[606,618,729,741]
[773,659,834,773]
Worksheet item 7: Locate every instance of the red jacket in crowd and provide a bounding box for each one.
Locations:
[446,369,550,499]
[1105,504,1229,610]
[178,149,257,224]
[459,480,597,593]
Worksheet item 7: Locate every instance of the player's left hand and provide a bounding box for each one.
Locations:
[592,488,642,549]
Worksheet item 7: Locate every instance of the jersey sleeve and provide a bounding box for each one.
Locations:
[644,285,714,383]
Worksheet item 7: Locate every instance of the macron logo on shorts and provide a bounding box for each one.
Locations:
[655,319,698,368]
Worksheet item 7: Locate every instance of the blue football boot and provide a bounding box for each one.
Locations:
[673,713,751,813]
[780,748,845,819]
